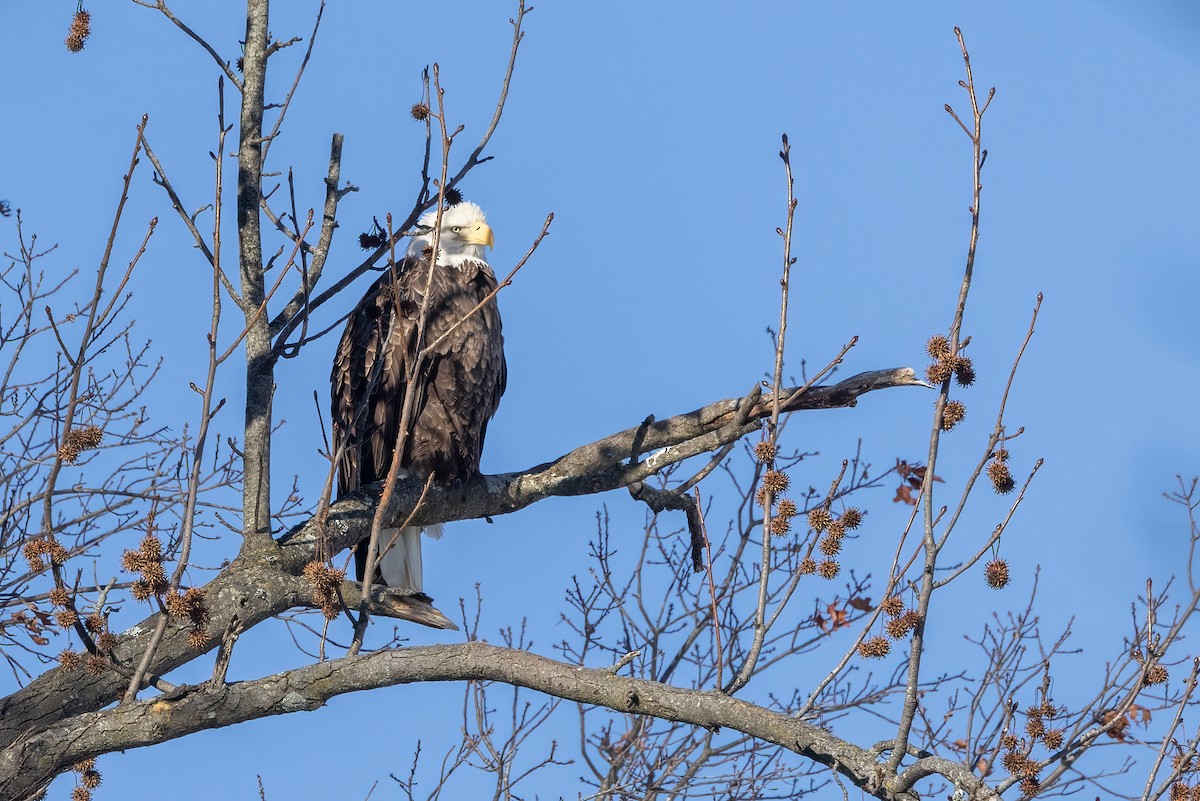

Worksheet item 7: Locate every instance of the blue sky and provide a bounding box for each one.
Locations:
[3,1,1199,797]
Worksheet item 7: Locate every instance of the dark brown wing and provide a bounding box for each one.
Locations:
[408,259,506,480]
[332,265,407,498]
[330,254,506,495]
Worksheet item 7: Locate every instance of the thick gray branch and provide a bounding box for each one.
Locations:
[238,0,273,537]
[302,367,928,555]
[3,642,993,801]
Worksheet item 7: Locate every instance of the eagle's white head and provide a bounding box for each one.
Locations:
[407,201,494,269]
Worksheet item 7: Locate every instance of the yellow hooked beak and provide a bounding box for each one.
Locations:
[462,222,494,248]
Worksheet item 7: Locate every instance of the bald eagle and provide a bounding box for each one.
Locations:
[331,201,506,597]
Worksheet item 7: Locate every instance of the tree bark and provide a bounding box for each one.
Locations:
[3,641,1000,801]
[238,0,273,537]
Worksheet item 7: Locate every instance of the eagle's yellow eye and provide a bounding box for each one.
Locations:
[451,226,462,233]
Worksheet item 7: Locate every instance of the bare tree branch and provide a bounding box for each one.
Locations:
[0,641,998,801]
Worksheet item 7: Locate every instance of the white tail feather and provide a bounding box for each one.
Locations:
[379,469,443,592]
[377,524,443,594]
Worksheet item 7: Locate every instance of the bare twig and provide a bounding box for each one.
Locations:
[131,0,244,89]
[889,27,993,775]
[259,2,326,166]
[728,133,799,695]
[694,488,723,690]
[39,117,156,655]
